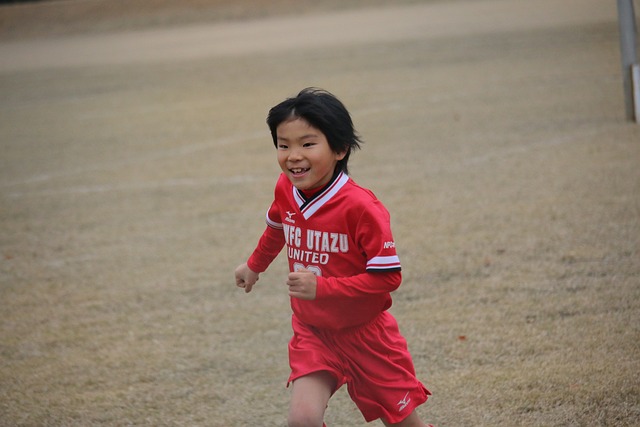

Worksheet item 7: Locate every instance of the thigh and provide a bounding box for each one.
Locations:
[288,315,346,387]
[288,371,337,427]
[382,410,428,427]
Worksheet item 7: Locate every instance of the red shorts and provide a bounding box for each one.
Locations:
[288,311,430,423]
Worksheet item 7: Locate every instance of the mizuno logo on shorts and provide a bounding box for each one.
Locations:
[397,392,411,411]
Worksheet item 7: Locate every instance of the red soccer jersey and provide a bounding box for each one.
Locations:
[248,171,402,330]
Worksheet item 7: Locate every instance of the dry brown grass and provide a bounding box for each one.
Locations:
[1,0,639,426]
[0,0,431,41]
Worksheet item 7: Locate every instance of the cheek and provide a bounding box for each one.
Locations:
[277,152,288,168]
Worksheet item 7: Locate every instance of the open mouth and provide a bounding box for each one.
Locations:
[289,168,310,177]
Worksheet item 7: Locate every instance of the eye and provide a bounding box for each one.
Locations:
[277,144,288,150]
[303,142,316,148]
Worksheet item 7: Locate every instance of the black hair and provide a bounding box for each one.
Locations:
[266,87,362,175]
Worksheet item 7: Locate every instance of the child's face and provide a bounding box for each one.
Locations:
[276,118,346,191]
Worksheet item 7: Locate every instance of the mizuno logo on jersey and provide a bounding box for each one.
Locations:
[285,211,296,224]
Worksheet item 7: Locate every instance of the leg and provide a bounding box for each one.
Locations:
[382,410,431,427]
[288,371,337,427]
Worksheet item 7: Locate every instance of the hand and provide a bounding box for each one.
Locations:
[286,268,317,300]
[235,263,259,293]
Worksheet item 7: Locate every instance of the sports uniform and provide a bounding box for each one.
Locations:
[247,171,430,423]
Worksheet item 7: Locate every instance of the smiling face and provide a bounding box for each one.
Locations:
[276,118,346,191]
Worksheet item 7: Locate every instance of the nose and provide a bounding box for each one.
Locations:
[288,146,303,162]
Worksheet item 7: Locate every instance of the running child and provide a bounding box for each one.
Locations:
[234,87,431,427]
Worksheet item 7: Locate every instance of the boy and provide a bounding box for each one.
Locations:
[234,88,431,427]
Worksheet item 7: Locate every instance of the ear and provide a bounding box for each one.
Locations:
[335,150,347,161]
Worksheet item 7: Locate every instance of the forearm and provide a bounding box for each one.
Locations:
[246,226,285,273]
[315,270,402,299]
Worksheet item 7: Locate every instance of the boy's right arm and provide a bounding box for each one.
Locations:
[235,263,260,293]
[235,225,286,293]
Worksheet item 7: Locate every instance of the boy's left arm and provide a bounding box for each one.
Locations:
[313,199,403,298]
[314,270,402,299]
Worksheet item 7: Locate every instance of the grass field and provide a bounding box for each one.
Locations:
[1,0,639,425]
